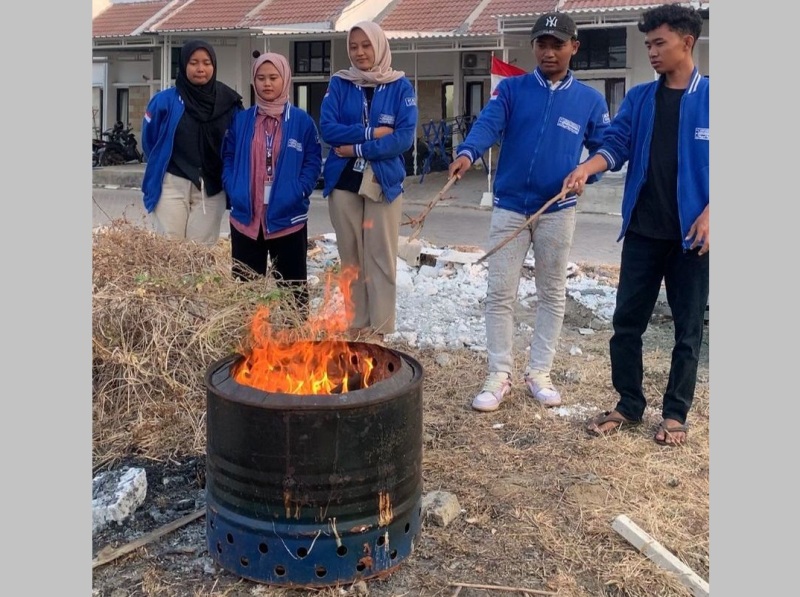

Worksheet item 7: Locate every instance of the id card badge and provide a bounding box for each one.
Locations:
[263,183,272,205]
[353,158,366,173]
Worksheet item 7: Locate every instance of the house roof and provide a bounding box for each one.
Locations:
[150,0,264,32]
[240,0,352,28]
[470,0,557,35]
[92,0,173,37]
[560,0,696,12]
[92,0,709,39]
[379,0,481,34]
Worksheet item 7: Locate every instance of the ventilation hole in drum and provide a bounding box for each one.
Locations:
[390,549,398,560]
[377,535,386,546]
[337,545,348,556]
[258,543,269,554]
[296,547,308,558]
[216,542,222,554]
[350,354,358,366]
[387,362,395,373]
[240,556,249,567]
[404,523,410,533]
[226,533,234,544]
[356,562,366,572]
[275,565,286,576]
[209,518,215,530]
[315,566,327,578]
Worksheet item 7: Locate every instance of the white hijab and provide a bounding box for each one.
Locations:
[333,21,405,86]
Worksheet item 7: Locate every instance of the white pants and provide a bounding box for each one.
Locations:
[485,206,577,377]
[153,172,226,246]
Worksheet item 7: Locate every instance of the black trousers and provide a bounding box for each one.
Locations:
[229,223,309,315]
[611,230,709,425]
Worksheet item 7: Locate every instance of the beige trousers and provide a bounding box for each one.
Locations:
[153,172,227,246]
[328,189,403,334]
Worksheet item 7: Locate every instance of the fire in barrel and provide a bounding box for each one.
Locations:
[204,268,424,587]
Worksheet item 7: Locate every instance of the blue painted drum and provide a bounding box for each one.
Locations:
[204,344,424,587]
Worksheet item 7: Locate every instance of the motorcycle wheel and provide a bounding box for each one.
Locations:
[99,147,125,167]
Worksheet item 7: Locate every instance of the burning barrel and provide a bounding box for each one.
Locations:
[204,340,424,587]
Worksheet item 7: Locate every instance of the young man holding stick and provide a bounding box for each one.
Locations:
[449,12,610,412]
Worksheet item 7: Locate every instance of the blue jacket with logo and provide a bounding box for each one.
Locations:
[456,68,610,215]
[141,88,186,213]
[320,76,417,202]
[596,69,709,250]
[221,104,322,235]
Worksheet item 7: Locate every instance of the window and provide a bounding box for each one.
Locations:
[442,83,454,120]
[294,41,331,75]
[465,82,484,118]
[116,88,130,126]
[572,28,626,71]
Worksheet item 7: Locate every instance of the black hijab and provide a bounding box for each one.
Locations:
[175,40,240,122]
[170,40,242,195]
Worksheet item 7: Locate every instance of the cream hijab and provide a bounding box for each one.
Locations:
[333,21,405,86]
[252,53,292,118]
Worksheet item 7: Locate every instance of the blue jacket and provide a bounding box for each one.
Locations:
[597,69,709,250]
[141,88,186,213]
[320,76,417,202]
[457,68,610,216]
[221,104,322,235]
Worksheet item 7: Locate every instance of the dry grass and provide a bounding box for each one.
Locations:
[92,221,709,596]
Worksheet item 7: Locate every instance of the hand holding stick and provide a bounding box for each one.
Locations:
[403,176,459,241]
[476,188,570,264]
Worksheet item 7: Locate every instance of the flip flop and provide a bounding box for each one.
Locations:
[585,410,640,437]
[654,420,689,447]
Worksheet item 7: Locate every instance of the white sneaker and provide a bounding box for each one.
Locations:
[472,372,512,412]
[524,371,562,407]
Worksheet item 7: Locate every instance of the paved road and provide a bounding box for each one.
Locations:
[92,188,623,266]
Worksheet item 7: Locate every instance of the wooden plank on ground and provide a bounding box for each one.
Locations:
[92,508,206,569]
[612,514,709,597]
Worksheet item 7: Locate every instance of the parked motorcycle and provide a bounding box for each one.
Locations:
[97,121,143,166]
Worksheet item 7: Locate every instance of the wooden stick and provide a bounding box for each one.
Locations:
[448,582,557,595]
[612,514,709,597]
[92,508,206,569]
[405,176,459,241]
[476,189,569,264]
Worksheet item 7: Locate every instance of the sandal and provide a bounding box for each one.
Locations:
[654,420,689,447]
[585,410,640,437]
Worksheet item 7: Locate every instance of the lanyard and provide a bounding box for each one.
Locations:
[265,118,277,182]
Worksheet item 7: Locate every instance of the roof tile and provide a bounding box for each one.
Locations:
[241,0,352,28]
[92,1,172,37]
[380,0,481,33]
[151,0,264,32]
[470,0,558,34]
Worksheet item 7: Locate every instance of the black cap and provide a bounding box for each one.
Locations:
[531,12,578,42]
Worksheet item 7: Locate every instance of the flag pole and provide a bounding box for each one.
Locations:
[480,54,494,208]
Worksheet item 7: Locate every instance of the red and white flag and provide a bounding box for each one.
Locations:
[490,55,527,93]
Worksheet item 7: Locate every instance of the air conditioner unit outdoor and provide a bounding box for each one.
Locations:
[462,52,489,70]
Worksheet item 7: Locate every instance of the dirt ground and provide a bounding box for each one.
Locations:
[92,226,709,597]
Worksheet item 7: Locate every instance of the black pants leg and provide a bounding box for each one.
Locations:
[230,224,269,280]
[611,231,670,422]
[229,224,309,317]
[266,224,309,317]
[661,244,709,424]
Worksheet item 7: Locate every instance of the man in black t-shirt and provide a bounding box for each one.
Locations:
[564,4,709,447]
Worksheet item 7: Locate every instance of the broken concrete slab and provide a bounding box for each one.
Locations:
[92,467,148,535]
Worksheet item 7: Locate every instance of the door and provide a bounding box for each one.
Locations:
[294,82,330,155]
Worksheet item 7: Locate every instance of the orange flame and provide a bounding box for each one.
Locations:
[233,266,375,395]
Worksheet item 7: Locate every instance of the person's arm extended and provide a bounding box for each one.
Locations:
[563,153,609,195]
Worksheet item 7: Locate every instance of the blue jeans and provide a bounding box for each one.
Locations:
[611,231,709,424]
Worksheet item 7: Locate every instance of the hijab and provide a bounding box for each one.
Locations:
[333,21,405,86]
[175,39,241,123]
[252,53,292,118]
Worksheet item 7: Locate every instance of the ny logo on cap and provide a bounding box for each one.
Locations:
[546,16,558,27]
